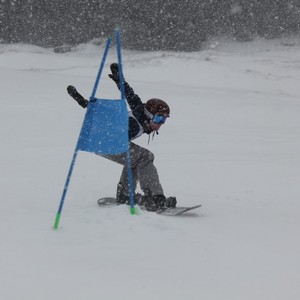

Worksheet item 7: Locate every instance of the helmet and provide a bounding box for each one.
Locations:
[145,98,170,117]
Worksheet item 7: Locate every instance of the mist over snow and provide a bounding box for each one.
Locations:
[1,36,300,300]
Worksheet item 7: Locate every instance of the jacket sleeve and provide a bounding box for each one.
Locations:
[67,85,89,108]
[116,80,143,111]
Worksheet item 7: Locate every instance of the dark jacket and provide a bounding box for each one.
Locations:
[120,81,152,140]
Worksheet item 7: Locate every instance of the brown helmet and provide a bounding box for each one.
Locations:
[145,98,170,117]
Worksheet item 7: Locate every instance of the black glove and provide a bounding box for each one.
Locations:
[108,63,120,84]
[67,85,88,108]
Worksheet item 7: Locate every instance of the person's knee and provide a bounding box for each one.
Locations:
[141,148,154,163]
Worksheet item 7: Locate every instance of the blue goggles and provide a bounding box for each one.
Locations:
[152,114,168,124]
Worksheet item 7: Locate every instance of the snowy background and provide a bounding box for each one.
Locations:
[1,37,300,299]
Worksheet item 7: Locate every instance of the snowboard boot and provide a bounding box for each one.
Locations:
[165,196,177,208]
[142,189,177,212]
[116,183,142,205]
[145,194,167,212]
[116,183,129,204]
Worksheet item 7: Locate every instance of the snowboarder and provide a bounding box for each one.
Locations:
[67,63,176,211]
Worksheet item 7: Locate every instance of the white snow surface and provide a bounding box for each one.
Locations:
[1,37,300,300]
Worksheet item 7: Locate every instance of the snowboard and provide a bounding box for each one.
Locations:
[97,197,201,216]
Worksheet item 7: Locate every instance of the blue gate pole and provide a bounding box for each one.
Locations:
[53,149,79,229]
[116,29,136,215]
[54,37,113,229]
[90,37,112,100]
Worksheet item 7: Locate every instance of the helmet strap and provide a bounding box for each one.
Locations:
[144,107,154,120]
[148,131,158,145]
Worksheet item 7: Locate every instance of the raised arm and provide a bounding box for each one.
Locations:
[108,63,143,111]
[67,85,89,108]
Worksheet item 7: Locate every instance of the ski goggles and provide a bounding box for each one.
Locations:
[152,114,168,124]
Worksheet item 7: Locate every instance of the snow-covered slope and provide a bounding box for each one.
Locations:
[1,37,300,300]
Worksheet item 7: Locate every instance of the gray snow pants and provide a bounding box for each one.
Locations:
[100,142,164,196]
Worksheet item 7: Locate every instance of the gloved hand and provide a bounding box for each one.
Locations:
[67,85,88,108]
[67,85,78,98]
[108,63,120,84]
